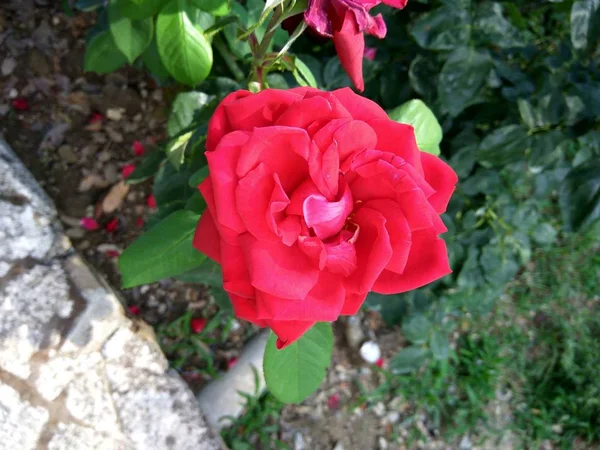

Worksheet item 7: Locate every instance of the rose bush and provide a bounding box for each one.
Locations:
[193,87,457,348]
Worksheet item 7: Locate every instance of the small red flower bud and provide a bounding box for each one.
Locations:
[80,217,99,231]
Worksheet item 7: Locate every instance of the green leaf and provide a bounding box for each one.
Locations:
[476,125,529,168]
[156,0,213,86]
[473,2,526,48]
[430,331,450,361]
[126,149,166,184]
[438,47,492,117]
[84,29,128,73]
[402,315,432,345]
[108,0,154,63]
[570,0,600,50]
[263,322,333,404]
[142,35,171,83]
[119,210,206,288]
[388,99,442,155]
[559,160,600,231]
[167,91,213,137]
[293,55,317,88]
[166,131,193,170]
[408,55,439,102]
[189,166,209,188]
[75,0,104,11]
[410,5,471,50]
[391,346,428,374]
[190,0,230,16]
[177,257,223,286]
[117,0,164,19]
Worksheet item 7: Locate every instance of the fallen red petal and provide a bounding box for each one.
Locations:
[105,250,120,258]
[146,194,157,209]
[105,217,119,233]
[128,305,141,315]
[227,357,238,370]
[375,358,384,368]
[11,98,29,111]
[89,112,104,124]
[121,164,136,179]
[190,318,207,334]
[136,216,145,228]
[132,140,145,156]
[327,393,340,410]
[80,217,99,231]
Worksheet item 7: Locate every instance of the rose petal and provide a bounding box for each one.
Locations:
[121,164,135,179]
[367,120,423,174]
[237,127,310,193]
[363,199,411,274]
[372,229,451,294]
[332,88,388,122]
[193,208,222,263]
[239,234,319,300]
[421,152,458,214]
[207,131,250,235]
[256,272,345,321]
[80,217,99,231]
[344,207,393,294]
[132,140,145,156]
[146,194,157,209]
[332,10,366,92]
[223,89,302,131]
[324,230,358,276]
[303,181,353,240]
[206,90,252,152]
[340,291,367,315]
[267,319,316,349]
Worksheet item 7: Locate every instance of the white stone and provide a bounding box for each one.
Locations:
[48,422,130,450]
[197,331,269,430]
[359,340,381,364]
[1,57,17,76]
[0,383,49,450]
[101,326,167,374]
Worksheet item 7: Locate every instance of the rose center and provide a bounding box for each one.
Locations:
[302,182,353,240]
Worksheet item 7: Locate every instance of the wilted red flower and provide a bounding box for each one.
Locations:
[106,217,119,233]
[146,194,157,209]
[80,217,99,231]
[132,140,145,156]
[193,88,457,349]
[190,318,207,334]
[304,0,408,91]
[121,164,136,179]
[11,98,29,111]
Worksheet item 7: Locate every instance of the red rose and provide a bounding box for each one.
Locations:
[193,88,457,348]
[304,0,408,91]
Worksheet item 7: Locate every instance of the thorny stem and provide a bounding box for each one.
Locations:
[251,6,284,90]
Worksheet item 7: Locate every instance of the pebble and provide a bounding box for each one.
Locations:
[58,145,78,163]
[0,104,10,116]
[9,88,18,99]
[1,57,17,76]
[378,437,388,450]
[106,107,125,121]
[386,411,400,424]
[359,340,381,364]
[105,125,124,143]
[333,443,344,450]
[104,164,118,184]
[65,227,85,239]
[92,133,108,144]
[293,432,305,450]
[98,150,111,162]
[345,316,365,349]
[373,402,386,418]
[459,435,472,450]
[102,181,130,213]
